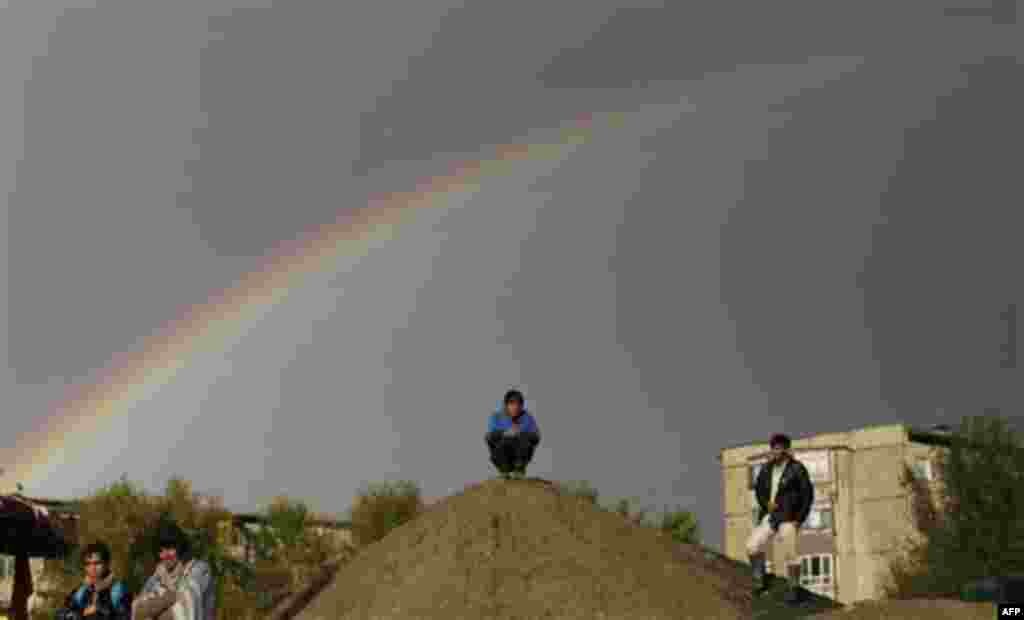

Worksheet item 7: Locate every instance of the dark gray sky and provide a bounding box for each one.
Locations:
[3,0,1022,551]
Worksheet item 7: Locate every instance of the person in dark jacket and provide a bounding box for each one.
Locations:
[746,433,814,602]
[55,542,132,620]
[485,389,541,479]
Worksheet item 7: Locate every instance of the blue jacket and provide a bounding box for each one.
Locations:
[487,404,540,436]
[57,578,131,620]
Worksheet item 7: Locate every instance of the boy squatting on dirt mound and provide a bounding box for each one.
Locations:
[747,433,815,604]
[486,389,541,480]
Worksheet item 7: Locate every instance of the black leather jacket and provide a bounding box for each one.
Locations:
[754,458,815,530]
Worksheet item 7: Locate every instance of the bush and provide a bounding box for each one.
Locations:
[349,480,424,547]
[610,497,651,525]
[557,480,600,504]
[659,508,701,545]
[557,482,700,544]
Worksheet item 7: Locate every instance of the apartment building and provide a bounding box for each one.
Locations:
[720,423,949,604]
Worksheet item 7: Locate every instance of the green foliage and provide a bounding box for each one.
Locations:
[102,474,144,499]
[884,413,1024,599]
[608,497,651,525]
[350,480,424,547]
[257,496,352,592]
[558,480,600,504]
[659,508,701,544]
[265,496,310,549]
[557,481,700,544]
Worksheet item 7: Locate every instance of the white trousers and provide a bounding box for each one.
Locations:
[746,514,799,571]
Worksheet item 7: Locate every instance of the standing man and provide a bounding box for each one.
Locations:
[746,433,814,603]
[131,520,216,620]
[485,389,541,479]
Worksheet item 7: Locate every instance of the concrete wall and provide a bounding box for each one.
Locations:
[832,446,858,604]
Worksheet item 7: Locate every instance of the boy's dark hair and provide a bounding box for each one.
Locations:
[769,433,792,450]
[503,389,525,407]
[155,520,191,556]
[81,542,112,565]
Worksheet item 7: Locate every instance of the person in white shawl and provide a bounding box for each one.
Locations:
[131,521,216,620]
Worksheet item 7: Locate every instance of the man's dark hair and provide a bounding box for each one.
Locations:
[769,433,792,450]
[503,389,525,407]
[155,520,191,557]
[81,542,112,565]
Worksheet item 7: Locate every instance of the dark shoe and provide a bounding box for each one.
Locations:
[783,564,803,605]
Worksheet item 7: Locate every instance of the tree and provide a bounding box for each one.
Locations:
[265,496,309,549]
[884,413,1024,599]
[349,480,424,547]
[258,495,351,592]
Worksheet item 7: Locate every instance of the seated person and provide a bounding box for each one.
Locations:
[485,389,541,479]
[56,541,132,620]
[747,433,814,602]
[132,521,216,620]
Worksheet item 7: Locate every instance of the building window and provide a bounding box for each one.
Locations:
[911,459,934,481]
[799,554,832,588]
[804,507,834,531]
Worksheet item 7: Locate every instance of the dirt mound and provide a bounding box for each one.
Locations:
[808,599,993,620]
[665,544,843,619]
[296,478,748,620]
